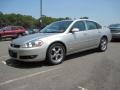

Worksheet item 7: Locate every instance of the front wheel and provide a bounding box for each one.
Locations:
[46,43,65,65]
[98,37,108,52]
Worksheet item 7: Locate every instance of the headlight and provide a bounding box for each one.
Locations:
[21,40,43,48]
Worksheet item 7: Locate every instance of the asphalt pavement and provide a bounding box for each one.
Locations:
[0,39,120,90]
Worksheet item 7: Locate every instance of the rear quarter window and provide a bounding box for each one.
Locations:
[96,23,102,29]
[86,21,102,30]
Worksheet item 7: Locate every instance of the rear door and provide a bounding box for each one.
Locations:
[11,27,19,36]
[84,20,102,47]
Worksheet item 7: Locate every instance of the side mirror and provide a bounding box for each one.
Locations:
[71,28,79,33]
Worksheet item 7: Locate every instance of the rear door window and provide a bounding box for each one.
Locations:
[11,27,18,30]
[86,21,98,30]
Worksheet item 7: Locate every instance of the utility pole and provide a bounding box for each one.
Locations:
[40,0,42,23]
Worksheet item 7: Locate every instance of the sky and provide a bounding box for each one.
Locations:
[0,0,120,25]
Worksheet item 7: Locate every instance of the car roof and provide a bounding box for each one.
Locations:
[60,19,95,22]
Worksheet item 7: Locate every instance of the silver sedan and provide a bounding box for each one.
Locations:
[9,19,111,65]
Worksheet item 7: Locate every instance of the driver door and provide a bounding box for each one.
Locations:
[65,21,88,53]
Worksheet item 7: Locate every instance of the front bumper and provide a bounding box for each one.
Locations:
[8,46,47,62]
[112,33,120,39]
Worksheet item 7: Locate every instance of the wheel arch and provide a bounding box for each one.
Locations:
[101,35,108,42]
[45,41,67,64]
[46,41,67,55]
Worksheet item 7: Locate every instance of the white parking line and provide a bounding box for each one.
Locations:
[0,55,9,64]
[2,60,6,65]
[0,67,61,86]
[78,86,88,90]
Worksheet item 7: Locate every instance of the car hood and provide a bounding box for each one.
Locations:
[12,33,59,45]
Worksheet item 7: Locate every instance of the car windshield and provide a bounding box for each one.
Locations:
[40,21,72,33]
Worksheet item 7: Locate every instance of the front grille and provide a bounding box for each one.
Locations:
[9,50,17,58]
[20,55,37,59]
[11,44,20,48]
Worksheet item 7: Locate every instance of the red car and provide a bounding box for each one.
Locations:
[0,26,26,40]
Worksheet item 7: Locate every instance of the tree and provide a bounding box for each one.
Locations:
[0,12,72,29]
[80,16,89,19]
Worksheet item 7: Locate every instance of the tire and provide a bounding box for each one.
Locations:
[46,43,65,65]
[98,37,108,52]
[12,36,16,39]
[0,35,2,41]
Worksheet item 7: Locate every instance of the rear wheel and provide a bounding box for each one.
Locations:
[47,43,65,65]
[98,37,108,52]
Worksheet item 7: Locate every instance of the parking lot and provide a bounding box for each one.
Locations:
[0,40,120,90]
